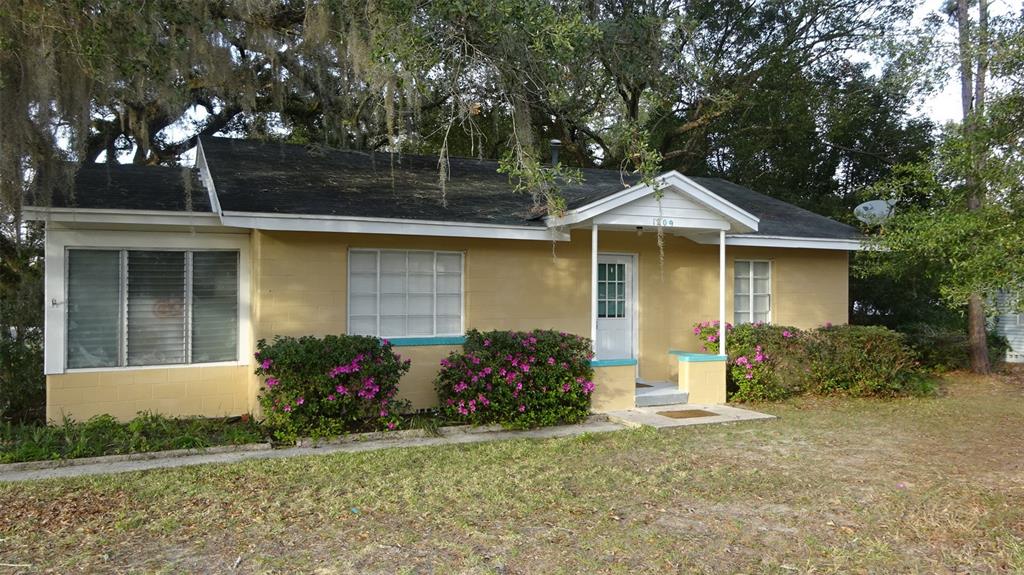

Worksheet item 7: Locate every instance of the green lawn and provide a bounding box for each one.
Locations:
[1,369,1022,574]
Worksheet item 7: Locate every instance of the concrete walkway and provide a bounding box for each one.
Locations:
[0,404,774,483]
[607,403,776,429]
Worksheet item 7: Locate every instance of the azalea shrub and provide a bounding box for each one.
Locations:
[694,321,928,401]
[434,329,595,428]
[694,321,805,401]
[800,325,929,396]
[255,335,411,441]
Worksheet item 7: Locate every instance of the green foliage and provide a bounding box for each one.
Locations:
[0,227,44,424]
[900,323,1009,372]
[801,325,929,397]
[435,329,594,429]
[254,335,411,442]
[694,321,930,401]
[0,412,264,464]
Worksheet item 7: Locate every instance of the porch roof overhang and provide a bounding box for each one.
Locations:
[544,171,760,234]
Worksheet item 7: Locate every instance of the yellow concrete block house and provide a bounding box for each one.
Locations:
[25,137,863,422]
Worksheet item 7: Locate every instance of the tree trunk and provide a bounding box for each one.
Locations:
[957,0,991,373]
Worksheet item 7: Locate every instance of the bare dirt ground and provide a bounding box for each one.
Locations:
[1,368,1022,574]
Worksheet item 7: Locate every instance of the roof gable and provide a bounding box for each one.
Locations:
[546,172,759,233]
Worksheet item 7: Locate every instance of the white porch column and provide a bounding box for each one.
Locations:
[591,223,598,349]
[719,229,727,356]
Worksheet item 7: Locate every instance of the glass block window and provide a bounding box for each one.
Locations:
[348,249,463,337]
[734,260,771,325]
[66,249,239,369]
[597,262,627,319]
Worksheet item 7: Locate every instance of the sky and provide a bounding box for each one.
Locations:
[916,0,1018,123]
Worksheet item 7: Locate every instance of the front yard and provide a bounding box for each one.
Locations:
[1,369,1022,574]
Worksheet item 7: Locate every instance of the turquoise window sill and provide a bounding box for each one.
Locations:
[386,335,466,347]
[669,350,728,362]
[590,358,638,367]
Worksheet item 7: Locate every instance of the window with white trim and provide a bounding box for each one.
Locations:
[734,260,771,325]
[65,249,239,369]
[348,249,463,337]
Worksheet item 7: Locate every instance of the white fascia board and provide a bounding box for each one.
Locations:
[195,139,223,215]
[23,206,224,227]
[219,211,570,241]
[720,234,865,251]
[545,171,759,232]
[671,173,760,231]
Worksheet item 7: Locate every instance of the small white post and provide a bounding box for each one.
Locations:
[719,229,727,356]
[591,223,599,351]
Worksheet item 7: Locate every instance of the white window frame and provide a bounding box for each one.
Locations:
[734,259,772,325]
[45,228,251,374]
[347,248,465,338]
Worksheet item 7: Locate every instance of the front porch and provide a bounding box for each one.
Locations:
[589,350,728,411]
[550,172,751,411]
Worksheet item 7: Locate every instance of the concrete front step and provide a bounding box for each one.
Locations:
[635,386,689,407]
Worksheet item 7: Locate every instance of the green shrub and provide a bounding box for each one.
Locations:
[694,321,806,401]
[254,334,411,441]
[899,322,1008,372]
[801,325,928,396]
[434,329,594,428]
[694,321,930,401]
[0,335,45,424]
[0,412,264,463]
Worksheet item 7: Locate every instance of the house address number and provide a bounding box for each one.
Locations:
[652,217,675,226]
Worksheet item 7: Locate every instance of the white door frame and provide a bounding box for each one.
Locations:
[595,252,639,369]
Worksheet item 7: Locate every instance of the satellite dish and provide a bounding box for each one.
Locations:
[854,199,896,225]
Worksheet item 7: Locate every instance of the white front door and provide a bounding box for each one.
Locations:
[595,254,635,360]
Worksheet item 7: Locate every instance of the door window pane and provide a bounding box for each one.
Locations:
[67,250,121,368]
[597,262,627,319]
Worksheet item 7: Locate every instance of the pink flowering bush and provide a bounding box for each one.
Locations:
[695,321,804,400]
[255,335,411,441]
[434,329,595,428]
[693,321,929,400]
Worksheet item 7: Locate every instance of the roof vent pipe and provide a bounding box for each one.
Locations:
[550,139,561,166]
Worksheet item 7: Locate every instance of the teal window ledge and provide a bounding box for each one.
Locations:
[669,350,728,362]
[591,358,638,367]
[386,336,466,347]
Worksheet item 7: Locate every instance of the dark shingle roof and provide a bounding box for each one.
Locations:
[199,136,633,227]
[34,163,211,212]
[30,137,860,241]
[689,177,861,240]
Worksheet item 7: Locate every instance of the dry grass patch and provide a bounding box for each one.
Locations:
[0,368,1022,574]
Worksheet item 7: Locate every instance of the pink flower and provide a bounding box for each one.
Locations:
[782,330,792,338]
[295,397,304,405]
[335,384,348,395]
[327,394,336,401]
[744,373,754,380]
[387,421,396,430]
[265,377,279,388]
[483,339,491,347]
[518,404,526,412]
[283,405,292,412]
[261,358,273,370]
[547,357,556,365]
[582,381,595,394]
